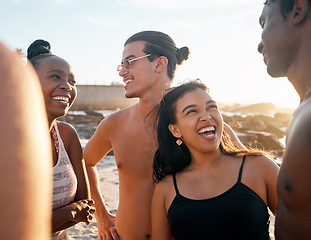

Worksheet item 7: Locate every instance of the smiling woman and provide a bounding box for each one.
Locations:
[151,81,280,240]
[27,39,95,240]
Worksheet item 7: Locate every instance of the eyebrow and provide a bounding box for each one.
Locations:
[47,69,75,78]
[181,100,216,113]
[182,104,196,113]
[121,54,136,62]
[47,69,64,74]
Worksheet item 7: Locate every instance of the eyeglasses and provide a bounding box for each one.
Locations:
[117,54,151,72]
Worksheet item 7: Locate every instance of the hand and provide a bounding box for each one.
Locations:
[97,212,119,240]
[68,199,95,225]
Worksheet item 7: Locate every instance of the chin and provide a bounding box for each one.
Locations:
[55,109,68,119]
[125,91,137,99]
[267,64,287,78]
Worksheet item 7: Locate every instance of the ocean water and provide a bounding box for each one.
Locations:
[69,110,116,117]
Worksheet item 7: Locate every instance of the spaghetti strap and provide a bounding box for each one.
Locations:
[237,155,246,183]
[172,174,180,195]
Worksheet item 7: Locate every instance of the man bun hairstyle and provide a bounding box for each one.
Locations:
[27,39,53,68]
[176,46,189,65]
[125,31,190,80]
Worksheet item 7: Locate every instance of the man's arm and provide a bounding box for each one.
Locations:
[224,122,247,149]
[86,165,119,240]
[84,118,119,240]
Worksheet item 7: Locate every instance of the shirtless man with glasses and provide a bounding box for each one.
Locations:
[84,30,190,240]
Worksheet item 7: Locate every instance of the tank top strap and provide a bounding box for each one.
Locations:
[51,123,60,156]
[237,155,246,183]
[172,173,180,195]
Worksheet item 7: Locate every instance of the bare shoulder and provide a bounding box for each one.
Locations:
[290,98,311,132]
[286,97,311,151]
[96,104,136,131]
[245,155,279,174]
[84,105,138,161]
[56,120,78,137]
[154,175,174,194]
[55,121,81,151]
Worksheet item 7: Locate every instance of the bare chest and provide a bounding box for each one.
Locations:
[110,122,157,173]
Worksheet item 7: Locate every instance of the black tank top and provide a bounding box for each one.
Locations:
[167,156,270,240]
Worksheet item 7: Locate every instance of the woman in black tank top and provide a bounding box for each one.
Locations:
[151,81,279,240]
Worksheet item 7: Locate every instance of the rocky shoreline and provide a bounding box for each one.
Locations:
[59,102,294,161]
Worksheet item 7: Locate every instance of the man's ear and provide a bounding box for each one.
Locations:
[155,56,168,73]
[292,0,309,24]
[168,124,182,138]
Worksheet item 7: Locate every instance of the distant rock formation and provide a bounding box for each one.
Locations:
[222,103,293,158]
[60,102,294,160]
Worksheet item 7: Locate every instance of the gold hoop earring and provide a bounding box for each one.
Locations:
[176,139,183,146]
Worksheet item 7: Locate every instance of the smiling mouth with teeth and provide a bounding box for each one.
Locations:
[125,79,133,85]
[198,126,215,134]
[52,96,69,103]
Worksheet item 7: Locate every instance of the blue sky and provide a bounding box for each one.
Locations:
[0,0,300,108]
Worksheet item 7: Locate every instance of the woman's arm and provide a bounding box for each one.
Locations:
[52,122,95,232]
[151,182,173,240]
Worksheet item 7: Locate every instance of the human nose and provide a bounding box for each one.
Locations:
[118,66,128,77]
[258,42,264,54]
[60,79,73,91]
[199,111,212,121]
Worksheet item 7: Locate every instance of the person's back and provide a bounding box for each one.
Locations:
[84,31,190,239]
[258,0,311,239]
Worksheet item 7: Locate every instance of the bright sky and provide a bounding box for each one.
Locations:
[0,0,300,109]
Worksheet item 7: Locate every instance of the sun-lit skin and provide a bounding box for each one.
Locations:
[258,1,300,79]
[258,1,311,239]
[151,86,279,240]
[34,56,77,126]
[30,51,95,234]
[0,43,52,240]
[118,41,169,101]
[84,39,171,240]
[169,89,223,161]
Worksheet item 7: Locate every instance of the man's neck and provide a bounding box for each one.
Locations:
[287,68,311,103]
[135,78,171,123]
[287,34,311,103]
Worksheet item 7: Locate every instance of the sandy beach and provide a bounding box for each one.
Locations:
[68,155,119,239]
[66,154,275,240]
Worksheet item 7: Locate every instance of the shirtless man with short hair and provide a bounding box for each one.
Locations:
[258,0,311,239]
[84,31,190,240]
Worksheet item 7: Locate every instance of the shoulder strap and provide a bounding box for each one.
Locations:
[237,155,246,183]
[172,174,180,195]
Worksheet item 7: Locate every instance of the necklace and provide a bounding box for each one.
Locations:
[50,126,59,156]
